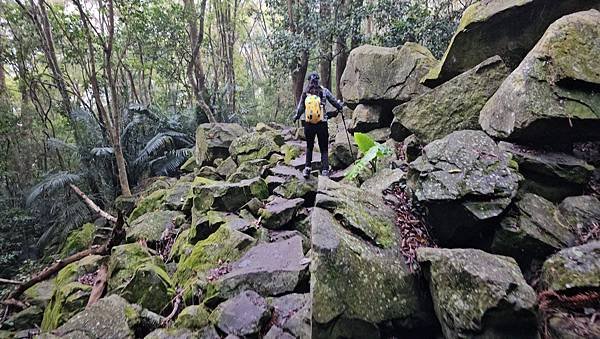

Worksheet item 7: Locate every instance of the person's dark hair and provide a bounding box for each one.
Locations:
[304,72,322,97]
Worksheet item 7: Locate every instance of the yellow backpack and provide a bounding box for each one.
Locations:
[305,94,323,124]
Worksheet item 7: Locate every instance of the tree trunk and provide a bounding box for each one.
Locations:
[292,51,309,105]
[319,1,332,90]
[335,36,348,99]
[184,0,216,123]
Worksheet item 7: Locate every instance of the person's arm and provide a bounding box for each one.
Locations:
[294,92,307,120]
[324,88,344,110]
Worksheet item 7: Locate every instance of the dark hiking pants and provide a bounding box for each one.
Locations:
[304,121,329,171]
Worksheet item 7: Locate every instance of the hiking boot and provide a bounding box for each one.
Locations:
[321,169,330,177]
[302,167,311,178]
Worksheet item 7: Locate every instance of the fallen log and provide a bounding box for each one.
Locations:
[69,184,117,223]
[87,264,108,306]
[0,278,22,285]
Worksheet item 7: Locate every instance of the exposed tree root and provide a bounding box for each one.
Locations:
[87,264,108,306]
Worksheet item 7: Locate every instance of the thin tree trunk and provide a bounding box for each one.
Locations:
[319,1,332,90]
[335,36,347,99]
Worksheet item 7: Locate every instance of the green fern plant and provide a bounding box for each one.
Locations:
[345,133,392,180]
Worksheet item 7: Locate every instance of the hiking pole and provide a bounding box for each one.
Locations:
[339,110,354,160]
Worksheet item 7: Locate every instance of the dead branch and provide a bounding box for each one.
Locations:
[6,212,125,301]
[0,298,28,310]
[87,264,108,307]
[161,287,184,326]
[69,183,117,223]
[0,278,23,285]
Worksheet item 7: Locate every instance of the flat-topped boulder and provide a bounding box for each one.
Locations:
[340,43,436,104]
[417,248,538,339]
[126,210,186,246]
[480,10,600,145]
[209,290,272,337]
[394,56,510,144]
[229,131,282,163]
[408,130,521,246]
[423,0,600,86]
[205,236,307,301]
[258,197,304,230]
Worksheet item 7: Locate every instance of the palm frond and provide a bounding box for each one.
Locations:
[149,153,187,176]
[134,131,190,165]
[91,147,114,157]
[26,171,80,206]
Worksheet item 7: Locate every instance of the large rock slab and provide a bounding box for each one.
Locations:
[393,56,510,144]
[107,243,173,314]
[206,236,307,301]
[423,0,600,86]
[311,206,433,334]
[209,290,272,337]
[192,177,269,213]
[408,130,521,246]
[499,142,595,201]
[491,193,577,267]
[479,9,600,145]
[196,123,247,163]
[51,295,159,339]
[417,248,538,339]
[311,178,433,336]
[558,195,600,232]
[340,43,436,104]
[541,241,600,292]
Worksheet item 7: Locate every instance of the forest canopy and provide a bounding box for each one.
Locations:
[0,0,471,277]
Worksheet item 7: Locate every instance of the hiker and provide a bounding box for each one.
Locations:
[293,72,344,178]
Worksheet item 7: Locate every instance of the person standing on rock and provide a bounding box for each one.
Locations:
[293,72,344,178]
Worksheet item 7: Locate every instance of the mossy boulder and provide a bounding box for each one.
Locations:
[491,193,577,268]
[205,236,307,302]
[417,248,538,339]
[174,305,211,330]
[59,223,96,258]
[23,279,56,308]
[273,175,316,202]
[180,156,198,173]
[268,293,310,339]
[215,156,238,178]
[51,294,160,339]
[227,159,269,183]
[128,188,168,222]
[315,177,398,248]
[423,0,600,86]
[258,197,304,230]
[173,225,255,296]
[499,142,595,201]
[197,123,247,162]
[479,9,600,145]
[41,255,107,331]
[340,43,436,104]
[126,210,186,246]
[558,195,600,232]
[408,130,521,246]
[163,181,194,211]
[190,210,253,243]
[541,241,600,292]
[192,177,269,213]
[107,243,173,314]
[311,207,433,336]
[229,132,282,163]
[281,143,303,165]
[3,306,44,331]
[393,56,510,144]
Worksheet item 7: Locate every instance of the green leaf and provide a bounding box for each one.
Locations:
[354,132,376,154]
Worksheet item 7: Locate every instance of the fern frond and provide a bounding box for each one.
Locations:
[26,172,80,206]
[354,133,376,154]
[47,138,78,153]
[135,131,191,165]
